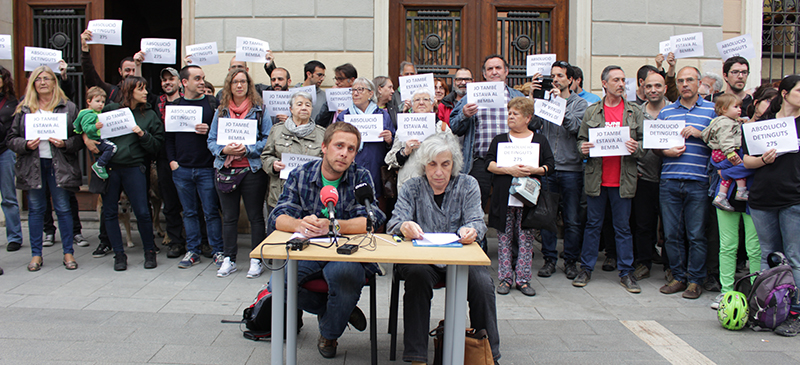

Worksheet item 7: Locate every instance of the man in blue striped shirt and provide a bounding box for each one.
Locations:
[655,66,716,300]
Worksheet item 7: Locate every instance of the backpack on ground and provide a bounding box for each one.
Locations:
[734,252,798,330]
[221,285,303,341]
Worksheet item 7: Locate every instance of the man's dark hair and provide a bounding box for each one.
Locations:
[273,67,291,81]
[723,56,750,75]
[637,65,659,86]
[551,61,575,79]
[335,63,357,80]
[179,65,201,81]
[119,57,135,69]
[573,66,585,88]
[303,60,326,80]
[482,54,509,72]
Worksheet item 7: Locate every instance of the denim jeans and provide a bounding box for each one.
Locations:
[171,167,223,255]
[580,187,634,276]
[28,159,73,257]
[541,171,584,264]
[217,169,267,262]
[0,149,22,244]
[750,204,800,311]
[102,166,155,254]
[295,260,367,340]
[660,179,709,285]
[395,264,499,363]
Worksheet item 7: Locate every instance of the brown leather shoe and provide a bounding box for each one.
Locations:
[682,283,702,299]
[659,279,687,294]
[318,335,337,358]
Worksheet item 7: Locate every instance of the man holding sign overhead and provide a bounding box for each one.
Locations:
[574,65,645,293]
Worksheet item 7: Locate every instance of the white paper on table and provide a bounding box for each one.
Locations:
[742,117,800,155]
[140,38,176,65]
[24,47,62,73]
[467,82,505,109]
[97,108,137,138]
[216,118,257,145]
[625,78,638,101]
[235,37,269,63]
[643,120,685,149]
[289,85,317,105]
[279,153,322,180]
[0,35,11,60]
[414,233,461,246]
[589,126,631,157]
[164,105,202,132]
[262,90,292,117]
[526,54,557,76]
[496,142,540,168]
[325,88,352,111]
[24,113,67,140]
[344,114,383,142]
[86,20,122,46]
[670,32,704,59]
[396,113,436,142]
[399,73,434,101]
[716,34,757,61]
[534,97,566,126]
[185,42,219,66]
[659,40,672,55]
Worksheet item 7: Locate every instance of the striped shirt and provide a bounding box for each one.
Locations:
[656,97,716,181]
[473,88,511,158]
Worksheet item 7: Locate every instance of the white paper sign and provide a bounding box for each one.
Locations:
[534,97,566,126]
[164,106,202,132]
[396,113,436,142]
[467,82,506,109]
[716,34,757,61]
[0,35,10,60]
[659,40,672,55]
[670,32,704,59]
[526,54,557,76]
[344,114,383,142]
[140,38,176,65]
[86,20,122,46]
[97,108,137,138]
[279,153,322,180]
[24,113,67,140]
[24,47,62,73]
[216,118,257,145]
[643,120,685,149]
[235,37,269,63]
[589,126,631,157]
[497,142,540,168]
[742,117,799,155]
[185,42,219,66]
[625,78,638,101]
[262,90,292,117]
[399,73,435,101]
[289,85,317,105]
[325,88,352,112]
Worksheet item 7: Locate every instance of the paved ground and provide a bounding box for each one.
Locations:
[0,215,798,364]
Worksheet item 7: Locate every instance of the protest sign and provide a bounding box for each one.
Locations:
[496,142,540,168]
[589,126,631,157]
[289,85,317,104]
[396,113,436,142]
[186,42,219,66]
[534,97,566,126]
[0,35,10,60]
[140,38,176,64]
[326,88,352,111]
[262,90,292,117]
[742,117,799,155]
[24,47,61,73]
[643,120,685,149]
[344,114,383,142]
[235,37,269,63]
[97,109,137,138]
[625,78,637,102]
[398,73,434,101]
[279,153,322,180]
[216,118,257,145]
[86,20,122,46]
[467,82,506,109]
[716,34,757,61]
[659,40,671,55]
[24,113,67,140]
[526,54,557,76]
[670,32,704,59]
[164,106,203,132]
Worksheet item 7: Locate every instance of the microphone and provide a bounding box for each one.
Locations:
[354,182,377,232]
[320,185,339,220]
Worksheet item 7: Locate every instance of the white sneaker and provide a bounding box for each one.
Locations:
[74,234,89,247]
[247,258,263,279]
[217,257,237,277]
[43,233,55,247]
[213,252,225,268]
[711,293,725,310]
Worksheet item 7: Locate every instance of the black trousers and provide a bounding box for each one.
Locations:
[218,169,268,262]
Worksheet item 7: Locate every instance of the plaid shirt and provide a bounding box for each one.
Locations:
[473,88,511,158]
[156,92,183,121]
[266,159,386,235]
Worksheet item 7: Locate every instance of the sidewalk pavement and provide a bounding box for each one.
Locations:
[0,223,798,364]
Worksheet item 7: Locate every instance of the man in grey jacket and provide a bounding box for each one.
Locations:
[528,61,588,280]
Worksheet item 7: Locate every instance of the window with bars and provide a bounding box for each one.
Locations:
[763,0,800,83]
[404,9,461,85]
[497,11,550,88]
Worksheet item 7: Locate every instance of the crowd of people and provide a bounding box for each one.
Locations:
[0,25,799,364]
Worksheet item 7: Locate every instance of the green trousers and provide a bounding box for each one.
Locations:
[717,209,761,293]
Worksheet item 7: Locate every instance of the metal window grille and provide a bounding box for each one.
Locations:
[762,0,800,83]
[405,9,461,86]
[497,11,550,88]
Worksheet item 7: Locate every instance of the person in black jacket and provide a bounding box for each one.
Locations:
[0,66,22,257]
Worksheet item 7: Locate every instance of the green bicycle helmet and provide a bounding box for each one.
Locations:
[718,291,748,330]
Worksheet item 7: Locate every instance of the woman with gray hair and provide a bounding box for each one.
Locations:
[387,132,499,364]
[385,88,451,190]
[336,77,394,200]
